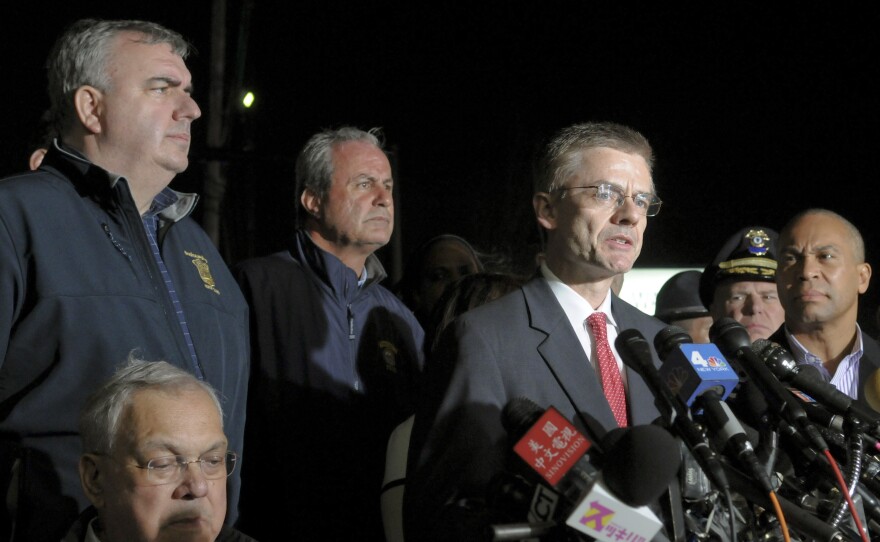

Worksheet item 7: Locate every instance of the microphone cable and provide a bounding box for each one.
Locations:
[822,444,869,542]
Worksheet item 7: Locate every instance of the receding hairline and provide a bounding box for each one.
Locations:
[535,122,655,194]
[118,384,224,444]
[329,138,388,163]
[107,30,192,73]
[780,208,865,262]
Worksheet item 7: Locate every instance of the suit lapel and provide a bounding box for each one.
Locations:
[522,279,620,430]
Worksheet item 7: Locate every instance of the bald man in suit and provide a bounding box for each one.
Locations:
[769,209,879,409]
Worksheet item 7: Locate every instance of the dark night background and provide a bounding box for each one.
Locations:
[3,3,879,330]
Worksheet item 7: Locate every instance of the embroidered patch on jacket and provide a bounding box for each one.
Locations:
[379,340,399,373]
[185,251,220,294]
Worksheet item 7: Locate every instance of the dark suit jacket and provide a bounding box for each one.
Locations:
[404,277,667,541]
[768,325,880,410]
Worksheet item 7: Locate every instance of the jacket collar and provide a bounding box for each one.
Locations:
[41,139,198,222]
[292,229,388,296]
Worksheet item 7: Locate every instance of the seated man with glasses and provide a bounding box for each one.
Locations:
[63,358,256,542]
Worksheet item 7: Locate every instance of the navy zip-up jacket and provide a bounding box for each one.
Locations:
[233,230,424,541]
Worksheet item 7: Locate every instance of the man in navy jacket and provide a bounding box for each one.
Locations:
[0,19,249,541]
[234,127,424,541]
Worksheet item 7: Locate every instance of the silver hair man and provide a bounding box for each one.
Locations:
[294,126,384,226]
[46,19,192,135]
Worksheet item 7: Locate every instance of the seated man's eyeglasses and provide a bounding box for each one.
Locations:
[553,183,662,217]
[99,451,238,486]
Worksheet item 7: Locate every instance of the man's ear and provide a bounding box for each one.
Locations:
[79,454,106,509]
[533,192,557,232]
[300,188,322,219]
[73,86,104,135]
[28,148,47,171]
[858,262,872,295]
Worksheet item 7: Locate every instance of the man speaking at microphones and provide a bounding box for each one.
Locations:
[404,122,671,541]
[769,209,880,408]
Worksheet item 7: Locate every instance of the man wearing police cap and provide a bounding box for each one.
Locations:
[700,226,784,342]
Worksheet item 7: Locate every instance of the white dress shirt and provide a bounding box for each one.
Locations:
[784,325,864,399]
[540,262,629,390]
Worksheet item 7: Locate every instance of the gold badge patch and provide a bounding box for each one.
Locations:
[744,228,771,256]
[185,251,220,294]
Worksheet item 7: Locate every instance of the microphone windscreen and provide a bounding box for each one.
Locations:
[864,369,880,413]
[600,427,628,451]
[750,338,772,354]
[728,378,770,429]
[599,424,681,506]
[653,325,693,360]
[794,364,824,384]
[710,317,751,353]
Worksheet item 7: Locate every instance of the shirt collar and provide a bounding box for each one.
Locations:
[784,324,864,380]
[145,187,179,216]
[85,517,102,542]
[540,262,615,327]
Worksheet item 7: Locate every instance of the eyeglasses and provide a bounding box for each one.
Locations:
[101,451,238,486]
[553,183,662,217]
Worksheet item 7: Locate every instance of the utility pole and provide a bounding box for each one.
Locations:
[202,0,254,256]
[201,0,228,247]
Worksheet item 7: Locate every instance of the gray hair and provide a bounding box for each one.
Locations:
[294,126,385,227]
[534,121,654,194]
[79,356,222,455]
[46,18,193,135]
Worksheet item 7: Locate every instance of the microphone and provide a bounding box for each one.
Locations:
[501,397,597,503]
[654,325,740,405]
[700,389,774,493]
[772,362,880,453]
[723,464,850,542]
[615,328,730,492]
[500,397,675,541]
[754,338,880,431]
[600,424,683,506]
[654,325,772,492]
[710,318,828,452]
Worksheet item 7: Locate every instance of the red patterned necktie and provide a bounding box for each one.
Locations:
[587,312,629,427]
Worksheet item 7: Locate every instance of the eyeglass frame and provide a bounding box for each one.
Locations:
[94,450,238,486]
[551,182,662,217]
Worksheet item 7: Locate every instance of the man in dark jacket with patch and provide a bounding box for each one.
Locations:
[234,127,424,541]
[0,19,249,541]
